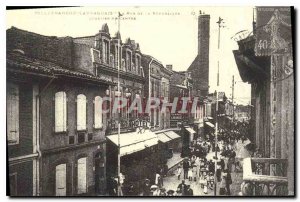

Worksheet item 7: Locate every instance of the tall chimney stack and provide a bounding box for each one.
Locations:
[198,13,210,57]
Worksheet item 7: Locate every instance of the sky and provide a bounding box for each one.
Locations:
[6,6,253,105]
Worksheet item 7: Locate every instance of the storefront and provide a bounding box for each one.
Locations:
[106,125,160,194]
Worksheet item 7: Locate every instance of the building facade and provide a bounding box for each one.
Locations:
[233,7,294,195]
[7,27,111,196]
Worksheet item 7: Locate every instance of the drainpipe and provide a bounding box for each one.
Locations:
[35,76,56,196]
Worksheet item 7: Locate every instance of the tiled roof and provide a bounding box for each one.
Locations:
[7,52,114,85]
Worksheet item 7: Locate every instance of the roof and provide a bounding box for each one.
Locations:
[7,52,113,85]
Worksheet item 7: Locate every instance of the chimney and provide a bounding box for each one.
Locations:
[198,12,210,56]
[166,64,173,70]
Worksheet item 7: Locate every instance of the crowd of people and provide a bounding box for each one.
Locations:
[107,125,253,196]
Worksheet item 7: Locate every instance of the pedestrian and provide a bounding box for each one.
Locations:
[188,167,193,181]
[224,169,232,195]
[186,185,194,196]
[183,159,189,179]
[127,183,137,196]
[167,190,175,196]
[177,180,187,196]
[192,165,198,182]
[219,174,227,195]
[174,188,182,196]
[216,163,222,182]
[152,187,161,196]
[142,179,151,196]
[155,171,161,188]
[176,166,182,180]
[159,188,166,196]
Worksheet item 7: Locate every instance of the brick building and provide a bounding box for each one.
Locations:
[7,27,111,196]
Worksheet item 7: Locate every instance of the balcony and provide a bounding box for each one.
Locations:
[242,158,288,196]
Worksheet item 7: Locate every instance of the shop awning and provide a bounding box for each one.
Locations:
[157,133,172,143]
[205,121,215,128]
[185,126,196,134]
[164,131,181,140]
[106,129,159,156]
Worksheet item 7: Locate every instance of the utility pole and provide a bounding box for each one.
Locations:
[214,16,224,196]
[117,11,122,196]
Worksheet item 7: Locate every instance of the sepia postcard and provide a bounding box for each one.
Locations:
[6,6,295,197]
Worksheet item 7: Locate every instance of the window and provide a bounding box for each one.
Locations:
[55,164,66,196]
[77,157,87,194]
[109,54,114,67]
[7,83,19,144]
[136,55,141,75]
[102,40,109,64]
[121,59,126,71]
[126,51,131,71]
[77,94,87,131]
[114,46,119,68]
[94,96,103,129]
[55,91,67,133]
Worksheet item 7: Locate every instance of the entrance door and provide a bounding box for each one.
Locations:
[77,157,87,194]
[95,152,105,195]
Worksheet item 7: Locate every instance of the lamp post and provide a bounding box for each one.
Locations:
[214,16,225,196]
[117,11,122,196]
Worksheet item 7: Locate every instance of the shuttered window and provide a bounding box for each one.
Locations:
[94,96,103,129]
[77,94,87,131]
[7,83,19,144]
[55,164,66,196]
[77,157,87,194]
[55,92,67,133]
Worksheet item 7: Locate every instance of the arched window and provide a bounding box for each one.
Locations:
[94,96,103,129]
[77,94,87,131]
[55,91,67,133]
[77,157,87,194]
[55,164,66,196]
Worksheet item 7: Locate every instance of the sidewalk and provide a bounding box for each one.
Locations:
[166,152,184,176]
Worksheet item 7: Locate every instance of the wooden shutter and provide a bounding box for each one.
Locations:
[77,157,87,194]
[77,94,86,131]
[55,92,67,132]
[94,96,102,129]
[7,83,19,144]
[55,164,66,196]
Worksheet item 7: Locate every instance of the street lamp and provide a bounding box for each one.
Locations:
[214,16,225,196]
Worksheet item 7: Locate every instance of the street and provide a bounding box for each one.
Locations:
[162,148,244,196]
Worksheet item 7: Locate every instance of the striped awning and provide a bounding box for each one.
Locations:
[164,131,181,140]
[185,126,196,134]
[107,129,158,156]
[205,121,215,128]
[157,133,172,143]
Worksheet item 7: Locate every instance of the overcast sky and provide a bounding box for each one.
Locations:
[7,6,253,105]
